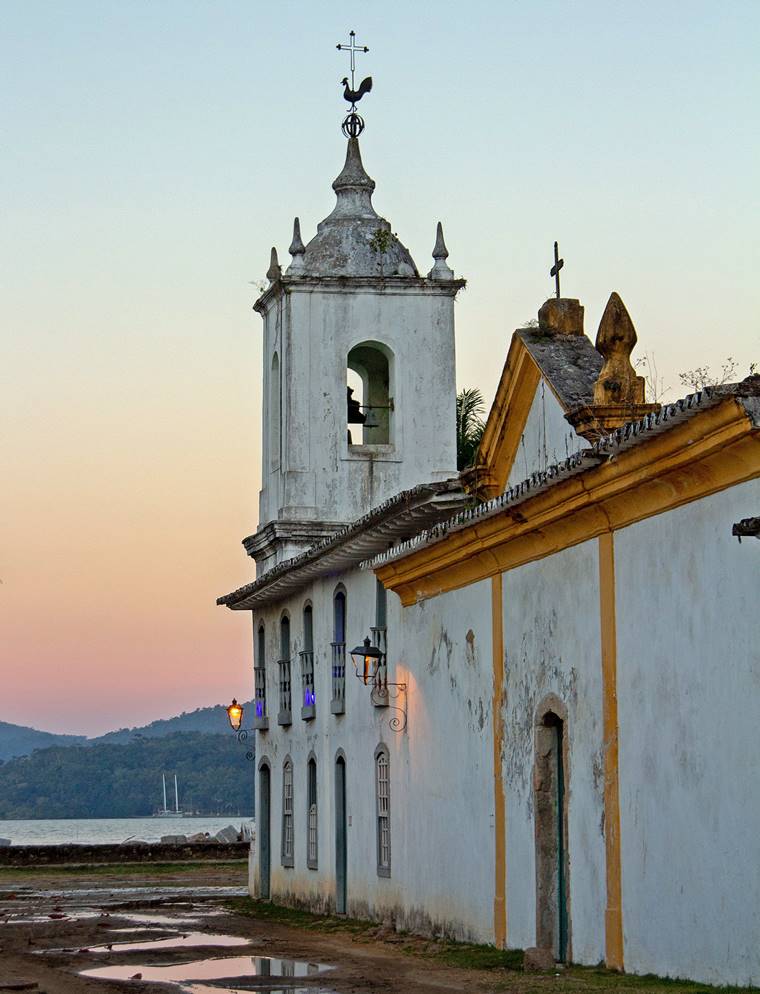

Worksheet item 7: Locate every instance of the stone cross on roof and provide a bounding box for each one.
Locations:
[550,241,564,299]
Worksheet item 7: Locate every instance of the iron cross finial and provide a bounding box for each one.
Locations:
[550,241,564,299]
[336,29,369,90]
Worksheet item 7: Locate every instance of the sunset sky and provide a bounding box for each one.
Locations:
[3,1,758,735]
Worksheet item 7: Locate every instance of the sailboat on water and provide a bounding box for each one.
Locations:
[154,773,185,817]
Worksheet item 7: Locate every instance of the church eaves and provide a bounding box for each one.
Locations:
[364,380,760,588]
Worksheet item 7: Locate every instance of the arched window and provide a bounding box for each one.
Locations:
[281,757,294,867]
[306,755,318,869]
[300,604,315,719]
[277,614,292,725]
[375,745,391,876]
[347,342,393,445]
[270,352,281,470]
[331,588,346,714]
[254,624,267,724]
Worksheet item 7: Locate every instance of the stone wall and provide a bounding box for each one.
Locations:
[0,841,249,866]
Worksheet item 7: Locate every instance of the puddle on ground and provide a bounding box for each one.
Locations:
[39,931,250,955]
[81,955,334,984]
[181,988,338,994]
[93,931,249,952]
[116,910,226,927]
[20,885,246,902]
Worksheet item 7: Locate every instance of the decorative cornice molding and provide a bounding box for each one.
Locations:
[373,394,760,606]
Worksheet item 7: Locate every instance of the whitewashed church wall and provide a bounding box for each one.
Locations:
[387,580,494,941]
[505,378,589,491]
[501,540,605,963]
[251,567,495,942]
[614,477,760,987]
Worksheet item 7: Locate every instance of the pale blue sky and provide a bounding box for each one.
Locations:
[2,1,759,732]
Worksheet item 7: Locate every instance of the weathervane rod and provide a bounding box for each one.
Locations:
[336,29,372,139]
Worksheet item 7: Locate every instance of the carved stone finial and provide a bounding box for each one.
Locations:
[266,247,281,284]
[287,218,306,273]
[593,292,644,406]
[565,290,660,441]
[428,222,454,280]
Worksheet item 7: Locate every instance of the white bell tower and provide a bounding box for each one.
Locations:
[248,137,464,574]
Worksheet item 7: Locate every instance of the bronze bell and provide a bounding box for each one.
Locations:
[347,387,366,424]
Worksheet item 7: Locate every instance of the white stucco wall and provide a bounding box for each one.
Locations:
[502,540,606,963]
[614,478,760,986]
[252,567,496,941]
[506,378,589,490]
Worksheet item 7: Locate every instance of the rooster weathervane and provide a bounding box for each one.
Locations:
[336,30,372,138]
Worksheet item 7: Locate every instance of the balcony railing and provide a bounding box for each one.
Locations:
[370,626,389,707]
[253,666,268,730]
[300,650,315,720]
[330,641,346,714]
[277,657,292,726]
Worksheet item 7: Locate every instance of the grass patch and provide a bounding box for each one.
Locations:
[558,966,759,993]
[429,939,523,971]
[226,899,760,994]
[226,896,374,936]
[0,860,246,879]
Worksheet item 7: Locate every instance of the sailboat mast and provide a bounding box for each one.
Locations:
[162,773,167,813]
[174,774,179,814]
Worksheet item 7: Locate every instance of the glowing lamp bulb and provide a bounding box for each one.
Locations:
[226,698,244,731]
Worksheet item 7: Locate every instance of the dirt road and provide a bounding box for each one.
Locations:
[0,864,734,994]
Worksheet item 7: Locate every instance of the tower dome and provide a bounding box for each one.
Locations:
[301,138,418,278]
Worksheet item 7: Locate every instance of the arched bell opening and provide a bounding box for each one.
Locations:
[346,342,393,445]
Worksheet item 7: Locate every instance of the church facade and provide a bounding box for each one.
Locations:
[219,136,760,987]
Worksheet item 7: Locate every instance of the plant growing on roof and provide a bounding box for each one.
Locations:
[369,228,393,254]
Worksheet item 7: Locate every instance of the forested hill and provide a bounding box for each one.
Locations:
[0,732,253,819]
[0,721,87,762]
[0,701,253,761]
[91,701,254,746]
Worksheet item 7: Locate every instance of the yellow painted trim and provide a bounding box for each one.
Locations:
[377,399,760,605]
[598,533,624,970]
[473,337,542,498]
[491,573,507,947]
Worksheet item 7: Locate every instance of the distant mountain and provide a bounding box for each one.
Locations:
[90,701,254,746]
[0,731,253,819]
[0,721,87,763]
[0,702,253,761]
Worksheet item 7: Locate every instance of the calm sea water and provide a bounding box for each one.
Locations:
[0,816,254,846]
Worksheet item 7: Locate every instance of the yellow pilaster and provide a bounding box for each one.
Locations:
[598,532,624,970]
[491,573,507,946]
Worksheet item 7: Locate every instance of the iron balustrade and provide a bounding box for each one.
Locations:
[253,666,268,729]
[300,649,315,719]
[331,641,346,714]
[277,657,292,725]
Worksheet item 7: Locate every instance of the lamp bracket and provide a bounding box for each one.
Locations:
[369,680,407,732]
[236,728,255,762]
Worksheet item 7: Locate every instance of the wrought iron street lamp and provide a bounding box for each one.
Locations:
[350,637,383,685]
[350,635,407,732]
[226,698,244,731]
[225,699,254,761]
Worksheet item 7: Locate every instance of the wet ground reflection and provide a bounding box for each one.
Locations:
[81,954,334,984]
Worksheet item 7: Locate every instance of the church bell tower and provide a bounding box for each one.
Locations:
[248,81,465,575]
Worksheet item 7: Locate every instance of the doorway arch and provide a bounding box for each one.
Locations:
[533,698,570,962]
[335,750,347,914]
[257,758,271,900]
